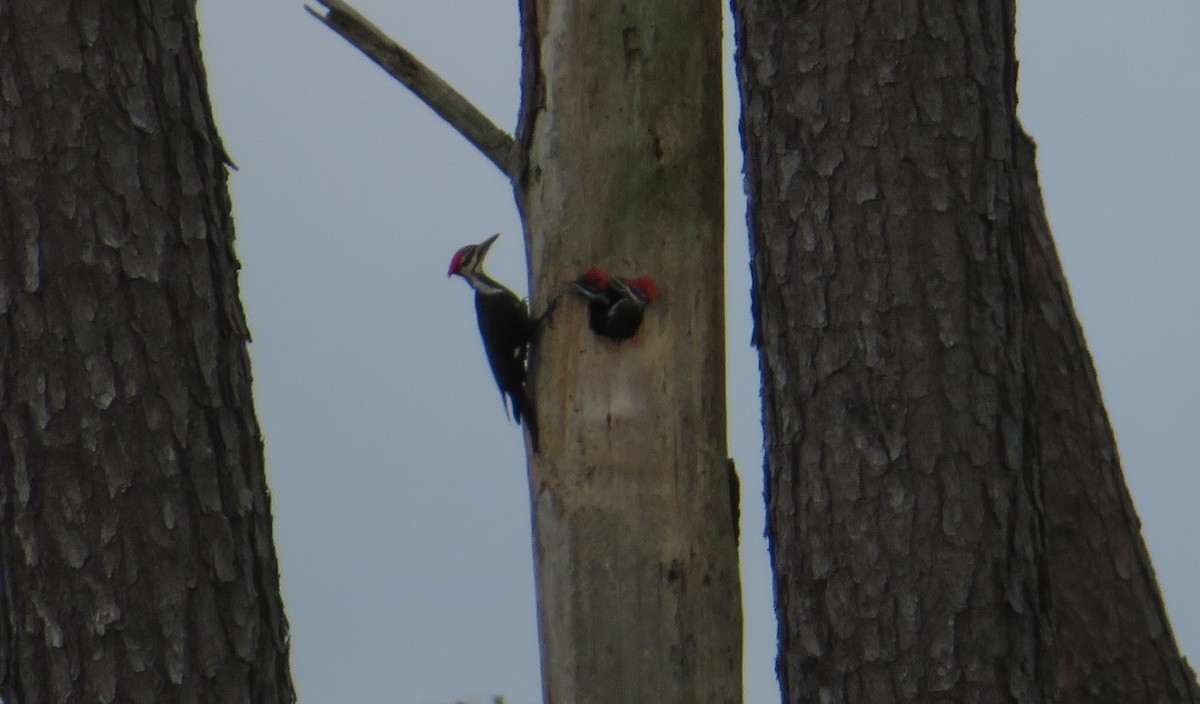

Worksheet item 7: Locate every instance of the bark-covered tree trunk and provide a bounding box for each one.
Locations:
[736,1,1047,701]
[517,0,742,701]
[1014,131,1200,703]
[734,0,1199,702]
[0,3,294,703]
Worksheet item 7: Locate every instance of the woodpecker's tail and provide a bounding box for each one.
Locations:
[511,387,540,453]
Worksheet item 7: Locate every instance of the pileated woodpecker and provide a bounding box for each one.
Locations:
[448,233,539,451]
[608,275,658,339]
[572,267,620,337]
[571,268,658,341]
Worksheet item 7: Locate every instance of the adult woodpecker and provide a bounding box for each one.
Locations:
[571,268,658,341]
[448,233,539,451]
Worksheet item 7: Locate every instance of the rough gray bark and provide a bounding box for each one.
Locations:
[735,1,1050,702]
[0,2,294,703]
[1015,131,1200,703]
[310,0,742,701]
[734,0,1200,702]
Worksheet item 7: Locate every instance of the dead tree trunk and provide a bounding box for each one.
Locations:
[310,0,742,701]
[734,0,1200,702]
[0,2,294,702]
[516,1,741,701]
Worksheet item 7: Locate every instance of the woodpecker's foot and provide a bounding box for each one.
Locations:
[536,295,562,325]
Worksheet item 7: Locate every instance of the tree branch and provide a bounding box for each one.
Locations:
[306,0,517,178]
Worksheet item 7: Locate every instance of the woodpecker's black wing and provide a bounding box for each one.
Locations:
[474,289,539,450]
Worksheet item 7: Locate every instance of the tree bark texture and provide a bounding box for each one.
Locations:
[735,0,1200,702]
[735,1,1051,702]
[1014,131,1200,703]
[0,3,295,703]
[516,0,742,701]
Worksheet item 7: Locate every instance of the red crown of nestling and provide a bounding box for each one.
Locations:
[577,266,611,290]
[626,275,658,302]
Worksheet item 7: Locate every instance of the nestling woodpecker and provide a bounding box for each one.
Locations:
[608,275,658,339]
[571,267,620,338]
[448,233,539,451]
[571,268,658,341]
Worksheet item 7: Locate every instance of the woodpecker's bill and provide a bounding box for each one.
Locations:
[571,268,658,341]
[448,233,539,451]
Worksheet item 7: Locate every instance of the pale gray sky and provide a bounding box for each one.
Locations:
[197,2,1199,702]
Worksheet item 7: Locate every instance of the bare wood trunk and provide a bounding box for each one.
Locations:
[309,0,742,698]
[517,0,742,701]
[0,3,294,702]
